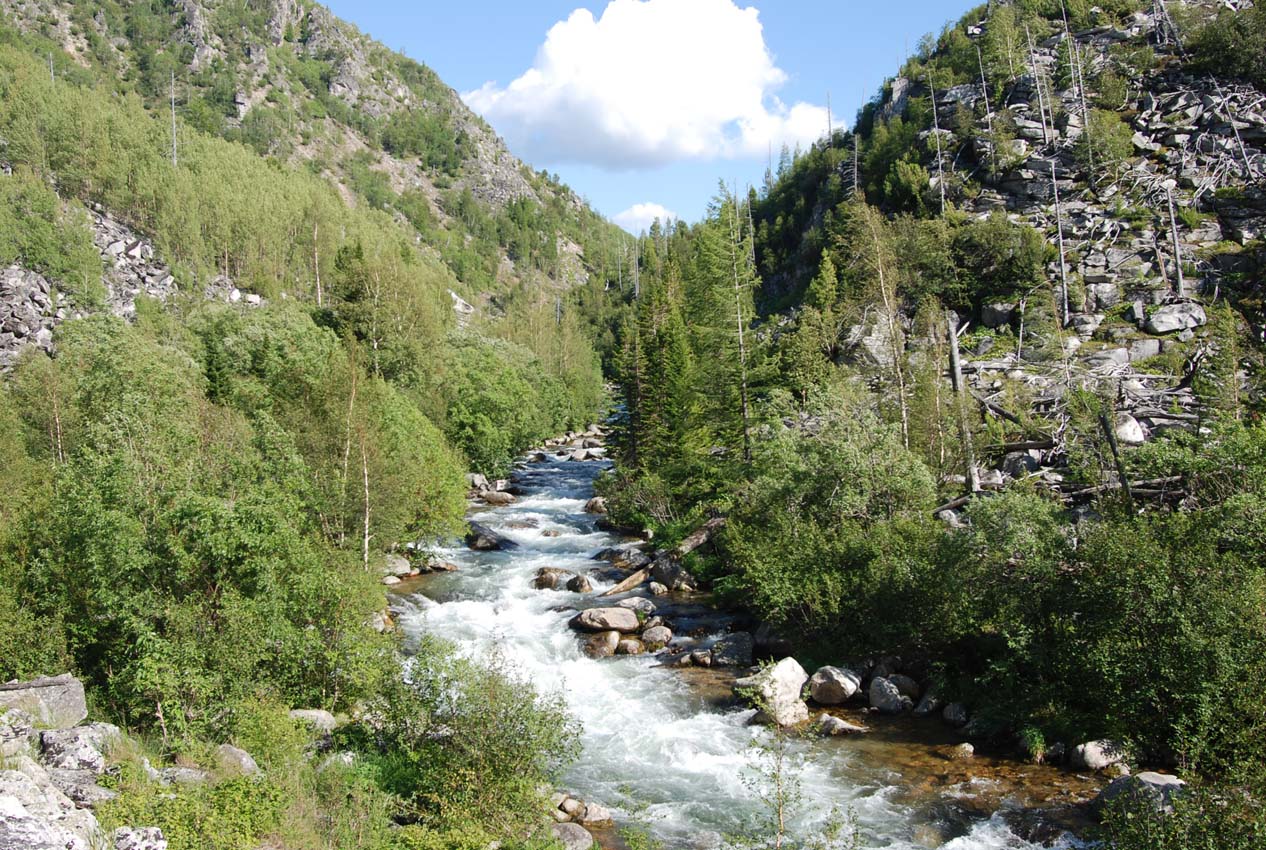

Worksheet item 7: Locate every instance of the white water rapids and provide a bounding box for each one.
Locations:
[392,454,1084,850]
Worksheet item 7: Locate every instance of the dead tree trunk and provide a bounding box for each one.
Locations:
[948,312,981,494]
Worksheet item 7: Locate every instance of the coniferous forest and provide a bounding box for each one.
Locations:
[0,2,1264,850]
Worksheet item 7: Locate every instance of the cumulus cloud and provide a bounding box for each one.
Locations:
[463,0,830,169]
[614,202,677,233]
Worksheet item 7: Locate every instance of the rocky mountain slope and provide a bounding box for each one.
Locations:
[0,0,620,308]
[755,0,1264,490]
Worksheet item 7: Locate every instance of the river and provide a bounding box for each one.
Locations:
[391,451,1093,850]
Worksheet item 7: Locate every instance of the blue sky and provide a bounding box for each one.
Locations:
[325,0,979,229]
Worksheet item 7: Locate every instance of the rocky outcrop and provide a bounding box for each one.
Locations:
[0,675,87,730]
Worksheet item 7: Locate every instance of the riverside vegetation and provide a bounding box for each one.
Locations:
[601,1,1266,847]
[0,0,1263,849]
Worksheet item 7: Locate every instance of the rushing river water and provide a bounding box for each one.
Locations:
[392,453,1090,850]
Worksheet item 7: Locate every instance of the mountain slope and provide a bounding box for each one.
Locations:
[0,0,629,312]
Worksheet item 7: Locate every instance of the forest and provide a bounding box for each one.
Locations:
[0,0,1263,848]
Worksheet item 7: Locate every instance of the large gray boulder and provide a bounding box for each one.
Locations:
[0,710,33,759]
[215,744,260,777]
[1146,302,1207,334]
[0,676,88,730]
[1092,772,1186,817]
[289,709,338,734]
[551,822,594,850]
[465,522,518,551]
[809,667,861,705]
[868,677,913,714]
[710,633,755,668]
[1071,739,1129,771]
[640,626,672,650]
[583,631,621,659]
[40,724,121,774]
[735,658,810,727]
[982,303,1017,329]
[569,607,641,634]
[0,767,100,850]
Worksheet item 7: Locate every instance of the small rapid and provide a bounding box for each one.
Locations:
[393,453,1085,849]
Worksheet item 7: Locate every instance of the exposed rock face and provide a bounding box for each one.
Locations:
[734,658,810,727]
[40,725,121,774]
[0,267,55,370]
[1146,302,1207,334]
[114,827,169,850]
[0,767,98,850]
[0,675,87,730]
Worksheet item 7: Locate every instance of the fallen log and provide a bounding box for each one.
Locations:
[599,568,649,598]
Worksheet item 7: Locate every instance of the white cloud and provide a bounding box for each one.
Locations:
[614,202,677,233]
[463,0,829,169]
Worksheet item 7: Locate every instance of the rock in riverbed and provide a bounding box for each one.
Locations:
[868,677,913,714]
[809,666,861,705]
[551,823,594,850]
[465,522,517,551]
[569,607,641,633]
[735,658,810,727]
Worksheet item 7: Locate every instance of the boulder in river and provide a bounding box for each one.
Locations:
[566,574,593,593]
[640,626,672,650]
[734,658,810,727]
[577,802,613,828]
[912,692,943,718]
[816,713,868,736]
[465,522,518,551]
[583,497,607,515]
[533,568,576,590]
[648,581,669,596]
[569,607,641,634]
[809,666,861,705]
[481,491,516,506]
[711,632,755,668]
[616,639,644,656]
[615,597,655,615]
[0,675,88,730]
[868,677,913,714]
[888,673,921,700]
[583,631,620,659]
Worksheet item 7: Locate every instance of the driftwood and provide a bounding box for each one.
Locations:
[599,568,649,598]
[672,517,727,558]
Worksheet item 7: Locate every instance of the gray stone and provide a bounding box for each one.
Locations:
[44,769,115,808]
[0,676,88,730]
[710,633,755,668]
[888,674,921,700]
[734,658,810,727]
[1072,739,1129,771]
[583,631,620,659]
[615,597,656,615]
[533,568,576,591]
[1115,413,1147,446]
[648,582,669,597]
[809,667,861,705]
[215,744,259,776]
[289,709,337,734]
[1146,302,1207,334]
[551,822,594,850]
[577,802,613,828]
[982,303,1017,329]
[584,497,607,515]
[913,692,944,718]
[1129,338,1162,361]
[1092,772,1186,817]
[868,677,913,715]
[465,522,518,551]
[40,725,121,774]
[114,827,168,850]
[640,626,672,650]
[615,639,644,656]
[816,713,867,736]
[569,608,641,634]
[566,574,593,594]
[947,743,975,761]
[0,767,99,850]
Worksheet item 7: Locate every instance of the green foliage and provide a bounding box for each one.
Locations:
[357,641,578,835]
[951,210,1047,301]
[1188,5,1266,90]
[0,168,103,306]
[1076,109,1136,183]
[1099,781,1266,850]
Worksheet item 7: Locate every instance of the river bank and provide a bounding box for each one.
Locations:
[387,435,1108,850]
